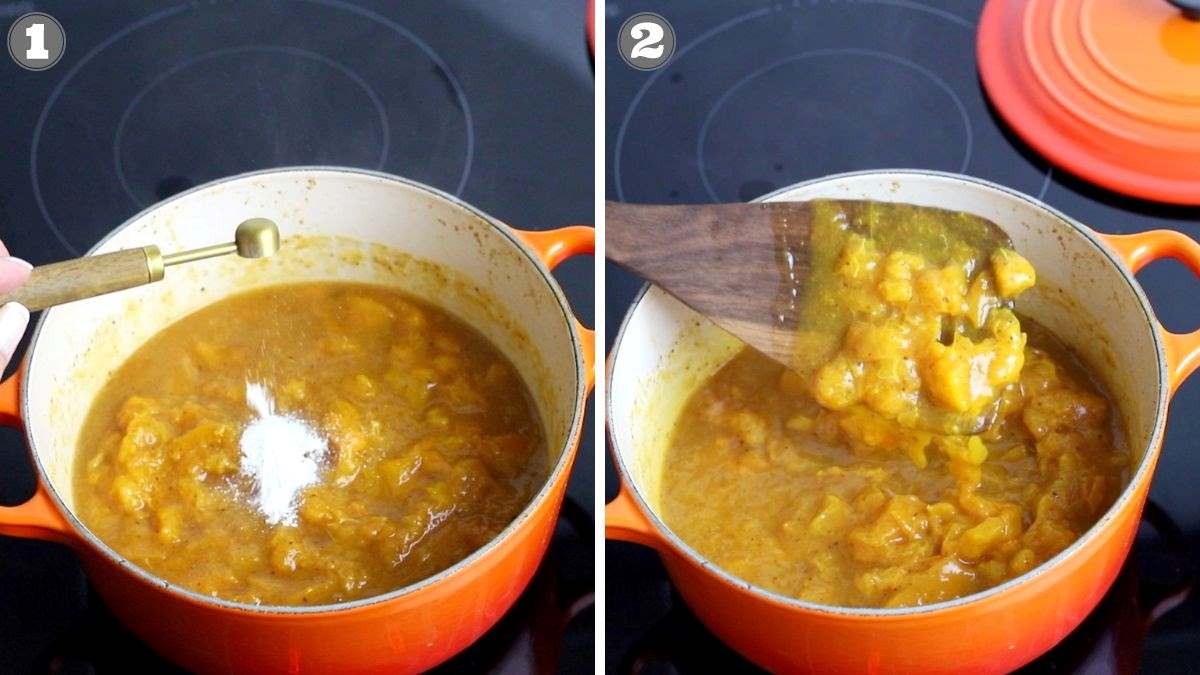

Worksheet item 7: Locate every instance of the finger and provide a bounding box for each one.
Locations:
[0,257,32,293]
[0,302,29,370]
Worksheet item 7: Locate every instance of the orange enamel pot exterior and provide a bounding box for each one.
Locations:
[605,170,1200,674]
[0,168,594,674]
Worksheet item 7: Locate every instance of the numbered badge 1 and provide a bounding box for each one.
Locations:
[618,13,676,72]
[7,12,66,71]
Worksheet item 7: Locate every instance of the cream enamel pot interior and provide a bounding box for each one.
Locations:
[0,167,594,673]
[606,170,1200,674]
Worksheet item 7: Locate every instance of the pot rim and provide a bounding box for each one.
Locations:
[607,168,1169,618]
[21,165,589,615]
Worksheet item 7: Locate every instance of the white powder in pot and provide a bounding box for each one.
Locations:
[239,381,329,526]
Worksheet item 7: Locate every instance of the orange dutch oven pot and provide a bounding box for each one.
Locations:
[606,170,1200,674]
[0,167,594,673]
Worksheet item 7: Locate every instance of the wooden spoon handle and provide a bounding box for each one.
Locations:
[0,247,162,311]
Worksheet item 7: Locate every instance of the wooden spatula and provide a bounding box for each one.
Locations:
[606,199,1014,434]
[607,199,1013,360]
[608,200,814,365]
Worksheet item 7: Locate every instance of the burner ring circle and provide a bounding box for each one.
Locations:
[112,44,391,209]
[695,48,974,203]
[613,0,1050,203]
[31,0,473,255]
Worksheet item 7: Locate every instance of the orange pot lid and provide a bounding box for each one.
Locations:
[978,0,1200,204]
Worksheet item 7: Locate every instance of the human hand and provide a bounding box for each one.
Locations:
[0,244,33,370]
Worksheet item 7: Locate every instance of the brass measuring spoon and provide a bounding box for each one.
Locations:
[0,218,280,311]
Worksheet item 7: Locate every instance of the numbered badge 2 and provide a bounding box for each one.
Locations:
[7,12,66,71]
[618,12,675,71]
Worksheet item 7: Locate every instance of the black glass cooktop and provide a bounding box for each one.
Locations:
[0,1,593,672]
[605,1,1200,672]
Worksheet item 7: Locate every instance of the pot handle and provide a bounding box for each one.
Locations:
[605,485,666,551]
[514,225,596,390]
[0,369,74,545]
[1099,230,1200,396]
